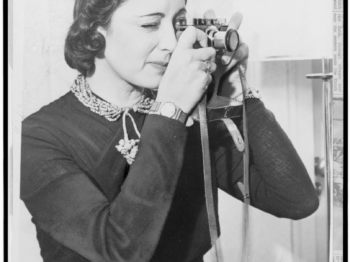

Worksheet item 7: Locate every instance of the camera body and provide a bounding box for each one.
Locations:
[176,18,239,52]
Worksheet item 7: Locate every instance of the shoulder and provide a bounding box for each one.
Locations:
[21,91,98,164]
[20,92,91,200]
[23,91,80,131]
[20,90,119,177]
[20,92,96,196]
[21,92,80,160]
[21,90,103,142]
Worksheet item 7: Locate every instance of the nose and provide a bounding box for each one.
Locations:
[157,24,178,53]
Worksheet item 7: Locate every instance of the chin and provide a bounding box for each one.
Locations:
[137,75,162,90]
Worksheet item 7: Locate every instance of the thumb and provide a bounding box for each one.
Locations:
[177,26,208,49]
[228,12,243,31]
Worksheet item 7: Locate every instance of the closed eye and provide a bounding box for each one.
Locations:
[142,24,159,27]
[141,23,160,31]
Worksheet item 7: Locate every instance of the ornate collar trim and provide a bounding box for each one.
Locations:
[70,74,155,122]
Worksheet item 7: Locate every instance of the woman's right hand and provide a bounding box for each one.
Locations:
[156,26,217,114]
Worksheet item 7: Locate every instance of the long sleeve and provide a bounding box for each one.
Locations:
[21,114,188,262]
[211,99,319,219]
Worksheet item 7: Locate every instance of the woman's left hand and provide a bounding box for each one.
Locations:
[204,11,249,100]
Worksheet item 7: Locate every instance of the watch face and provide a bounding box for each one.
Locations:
[160,102,176,118]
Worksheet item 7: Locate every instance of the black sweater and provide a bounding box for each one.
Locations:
[20,91,319,262]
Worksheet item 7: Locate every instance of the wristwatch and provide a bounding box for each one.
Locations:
[149,101,188,124]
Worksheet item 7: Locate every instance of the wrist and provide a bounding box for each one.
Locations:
[232,87,261,102]
[149,101,188,124]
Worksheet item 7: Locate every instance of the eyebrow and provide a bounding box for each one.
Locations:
[175,8,187,17]
[140,8,187,18]
[140,12,165,18]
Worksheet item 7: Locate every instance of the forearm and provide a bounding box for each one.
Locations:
[213,99,319,219]
[21,115,188,262]
[108,115,188,260]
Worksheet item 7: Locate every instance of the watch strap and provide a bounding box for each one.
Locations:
[149,101,188,124]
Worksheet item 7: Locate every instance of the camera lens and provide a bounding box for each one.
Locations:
[225,29,239,52]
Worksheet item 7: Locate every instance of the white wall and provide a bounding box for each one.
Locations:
[187,0,333,60]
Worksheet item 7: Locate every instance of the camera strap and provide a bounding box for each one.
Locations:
[198,65,250,262]
[238,65,251,262]
[198,96,221,262]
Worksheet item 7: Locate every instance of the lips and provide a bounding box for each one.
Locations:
[148,61,169,72]
[149,61,169,68]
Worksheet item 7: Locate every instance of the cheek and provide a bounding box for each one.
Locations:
[104,28,162,88]
[106,32,156,70]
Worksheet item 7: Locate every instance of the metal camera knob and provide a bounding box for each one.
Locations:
[175,18,240,52]
[206,26,240,52]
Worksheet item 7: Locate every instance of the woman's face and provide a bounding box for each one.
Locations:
[99,0,186,89]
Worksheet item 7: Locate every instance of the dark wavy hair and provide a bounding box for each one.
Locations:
[64,0,126,75]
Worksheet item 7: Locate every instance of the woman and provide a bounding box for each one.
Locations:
[20,0,319,261]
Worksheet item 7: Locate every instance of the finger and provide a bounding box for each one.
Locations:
[176,30,183,41]
[208,62,217,73]
[197,70,213,89]
[193,47,216,62]
[228,12,243,31]
[221,42,249,66]
[205,74,213,88]
[220,51,234,66]
[196,61,217,74]
[228,42,249,68]
[177,26,208,49]
[203,9,217,19]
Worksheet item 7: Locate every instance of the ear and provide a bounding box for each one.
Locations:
[97,26,107,38]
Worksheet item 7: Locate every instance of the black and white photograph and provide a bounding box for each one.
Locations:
[7,0,344,261]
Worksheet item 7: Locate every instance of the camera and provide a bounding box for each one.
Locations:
[176,18,240,52]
